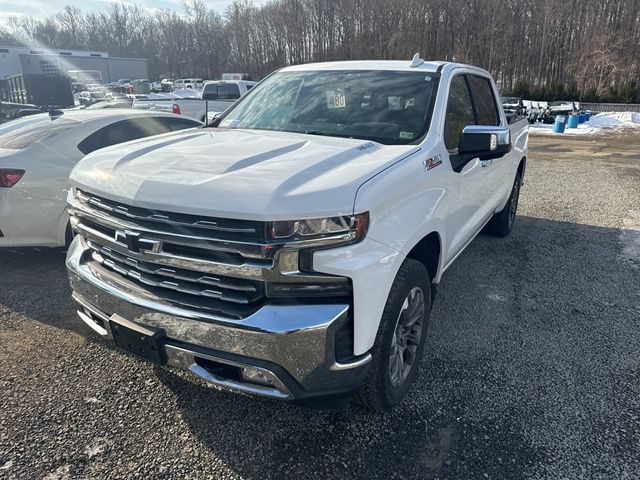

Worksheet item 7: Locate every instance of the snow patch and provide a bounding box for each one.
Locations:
[43,465,71,480]
[529,111,640,136]
[172,88,202,99]
[487,293,508,302]
[85,438,110,459]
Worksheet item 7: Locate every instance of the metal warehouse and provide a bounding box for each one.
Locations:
[0,45,148,107]
[0,45,148,83]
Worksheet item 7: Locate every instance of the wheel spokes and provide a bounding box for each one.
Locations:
[388,287,426,387]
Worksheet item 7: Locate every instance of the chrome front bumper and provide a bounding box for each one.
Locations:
[66,236,371,402]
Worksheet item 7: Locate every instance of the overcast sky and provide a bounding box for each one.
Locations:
[0,0,265,23]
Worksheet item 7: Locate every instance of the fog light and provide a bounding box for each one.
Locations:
[241,367,274,386]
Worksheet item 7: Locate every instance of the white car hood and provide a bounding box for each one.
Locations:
[70,128,419,220]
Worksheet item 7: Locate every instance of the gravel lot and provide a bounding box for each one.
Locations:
[1,132,639,479]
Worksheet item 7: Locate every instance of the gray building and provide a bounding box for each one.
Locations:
[0,45,148,83]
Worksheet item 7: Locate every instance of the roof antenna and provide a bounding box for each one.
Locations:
[410,53,424,68]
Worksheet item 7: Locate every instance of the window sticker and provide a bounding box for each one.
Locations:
[220,118,240,128]
[405,98,416,108]
[326,90,346,109]
[399,131,414,139]
[388,96,403,111]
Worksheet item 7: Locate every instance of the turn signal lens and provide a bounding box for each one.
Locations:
[0,169,25,188]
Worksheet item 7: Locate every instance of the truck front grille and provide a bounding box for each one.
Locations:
[68,189,351,320]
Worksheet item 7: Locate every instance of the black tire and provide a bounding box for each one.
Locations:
[485,171,522,237]
[354,259,431,411]
[64,222,75,247]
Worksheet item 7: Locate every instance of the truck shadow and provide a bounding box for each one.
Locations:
[0,247,95,336]
[153,215,639,479]
[1,214,637,478]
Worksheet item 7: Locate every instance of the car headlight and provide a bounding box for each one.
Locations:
[267,212,369,246]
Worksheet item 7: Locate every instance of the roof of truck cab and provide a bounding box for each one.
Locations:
[281,60,492,76]
[282,60,447,72]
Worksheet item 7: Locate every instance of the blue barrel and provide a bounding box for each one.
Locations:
[585,111,591,121]
[578,113,586,123]
[567,114,579,128]
[553,115,567,133]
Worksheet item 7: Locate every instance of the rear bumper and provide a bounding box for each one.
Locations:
[66,236,371,403]
[0,188,67,247]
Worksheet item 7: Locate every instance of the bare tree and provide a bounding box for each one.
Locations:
[3,0,639,101]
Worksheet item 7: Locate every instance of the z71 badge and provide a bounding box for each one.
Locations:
[424,154,443,171]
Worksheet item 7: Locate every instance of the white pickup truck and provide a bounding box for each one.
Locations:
[66,57,528,410]
[132,80,256,122]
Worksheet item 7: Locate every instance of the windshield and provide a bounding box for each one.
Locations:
[216,70,439,145]
[0,115,80,150]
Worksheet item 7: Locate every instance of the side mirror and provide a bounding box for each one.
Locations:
[458,125,511,161]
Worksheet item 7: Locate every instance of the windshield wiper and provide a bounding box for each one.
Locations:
[303,130,356,139]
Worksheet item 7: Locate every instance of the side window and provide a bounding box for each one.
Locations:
[101,119,146,147]
[467,75,500,126]
[78,117,190,155]
[77,129,103,154]
[156,117,201,131]
[217,84,241,99]
[444,76,475,150]
[203,84,241,100]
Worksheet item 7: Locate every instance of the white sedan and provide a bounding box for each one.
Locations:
[0,109,202,247]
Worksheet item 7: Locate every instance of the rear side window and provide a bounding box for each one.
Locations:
[202,83,241,100]
[0,116,79,150]
[467,75,500,126]
[158,117,201,131]
[444,76,475,150]
[78,116,199,154]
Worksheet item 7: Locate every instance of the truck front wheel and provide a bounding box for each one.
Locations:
[354,259,431,411]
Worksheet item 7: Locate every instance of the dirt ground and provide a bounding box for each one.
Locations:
[1,131,639,479]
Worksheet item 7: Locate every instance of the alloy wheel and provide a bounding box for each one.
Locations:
[389,287,426,388]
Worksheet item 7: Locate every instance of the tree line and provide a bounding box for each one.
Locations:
[1,0,639,102]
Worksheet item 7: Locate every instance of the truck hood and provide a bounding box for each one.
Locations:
[70,128,419,220]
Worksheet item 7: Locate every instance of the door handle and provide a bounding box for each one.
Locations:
[480,159,493,168]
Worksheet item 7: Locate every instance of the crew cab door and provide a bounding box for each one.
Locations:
[441,74,499,262]
[465,74,512,208]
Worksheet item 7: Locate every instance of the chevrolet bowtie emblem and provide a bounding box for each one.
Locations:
[115,230,159,253]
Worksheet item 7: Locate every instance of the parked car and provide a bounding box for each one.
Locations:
[132,79,151,95]
[132,80,257,122]
[0,110,202,248]
[540,101,577,124]
[174,78,203,90]
[501,96,526,123]
[151,79,174,93]
[0,101,42,124]
[66,57,529,410]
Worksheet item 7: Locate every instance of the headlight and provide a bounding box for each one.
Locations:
[266,212,369,245]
